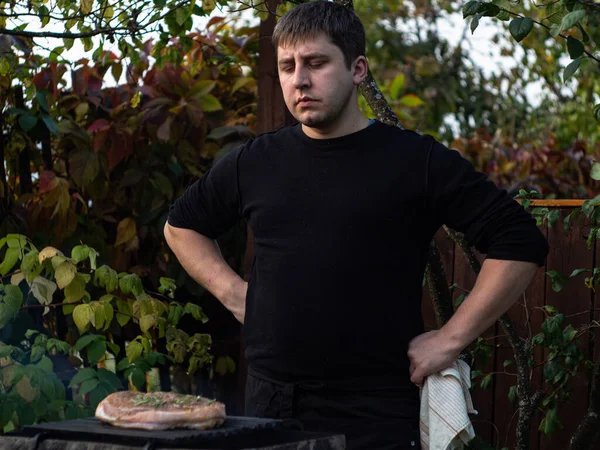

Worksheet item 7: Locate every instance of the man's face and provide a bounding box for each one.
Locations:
[277,33,360,130]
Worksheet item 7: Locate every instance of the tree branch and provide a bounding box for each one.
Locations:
[0,26,132,39]
[425,239,455,327]
[569,355,600,449]
[501,8,600,64]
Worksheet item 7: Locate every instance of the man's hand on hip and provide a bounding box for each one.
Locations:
[407,330,461,386]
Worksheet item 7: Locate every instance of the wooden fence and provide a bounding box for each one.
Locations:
[421,200,597,450]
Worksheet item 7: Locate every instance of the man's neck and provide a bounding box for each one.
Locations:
[301,112,371,140]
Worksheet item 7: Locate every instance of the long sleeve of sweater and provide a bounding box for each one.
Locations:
[426,138,549,266]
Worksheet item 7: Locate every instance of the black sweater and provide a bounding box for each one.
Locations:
[168,121,549,383]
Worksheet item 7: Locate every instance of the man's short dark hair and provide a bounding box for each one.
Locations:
[272,1,366,69]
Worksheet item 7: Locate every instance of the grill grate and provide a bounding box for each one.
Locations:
[20,416,292,448]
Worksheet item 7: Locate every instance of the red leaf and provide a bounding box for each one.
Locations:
[88,72,103,92]
[39,171,58,194]
[88,119,111,133]
[93,130,109,152]
[207,16,225,28]
[108,131,133,171]
[72,68,88,96]
[33,70,51,92]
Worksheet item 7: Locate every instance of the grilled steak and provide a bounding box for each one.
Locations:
[95,391,226,430]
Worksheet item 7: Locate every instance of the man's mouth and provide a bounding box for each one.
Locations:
[297,97,317,107]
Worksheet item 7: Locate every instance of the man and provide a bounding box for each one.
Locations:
[164,2,549,449]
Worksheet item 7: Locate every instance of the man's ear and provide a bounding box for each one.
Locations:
[352,56,368,86]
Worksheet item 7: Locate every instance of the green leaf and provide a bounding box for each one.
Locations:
[477,3,500,17]
[0,304,12,328]
[90,302,105,330]
[215,355,236,376]
[563,58,581,83]
[116,357,130,372]
[199,94,222,112]
[35,92,49,113]
[116,299,132,326]
[21,250,39,273]
[570,268,590,277]
[75,334,102,351]
[126,341,143,363]
[130,367,145,390]
[462,1,481,18]
[69,151,100,188]
[55,261,77,289]
[104,342,118,358]
[25,329,39,339]
[80,0,94,15]
[554,9,586,36]
[496,10,510,21]
[508,385,517,405]
[539,407,563,434]
[87,340,106,365]
[41,115,60,137]
[509,17,534,42]
[4,285,23,313]
[88,249,98,270]
[79,377,99,395]
[97,368,122,390]
[546,270,569,292]
[64,273,86,303]
[399,94,424,107]
[567,36,585,59]
[389,74,405,100]
[185,303,209,323]
[175,7,191,26]
[151,171,174,202]
[593,104,600,123]
[140,314,158,334]
[0,248,20,276]
[168,303,185,326]
[0,345,14,358]
[158,277,177,299]
[480,373,492,389]
[30,345,45,363]
[71,245,90,263]
[37,355,53,371]
[68,367,97,387]
[103,302,114,330]
[471,14,480,34]
[190,80,216,98]
[119,274,143,297]
[18,113,38,132]
[73,304,94,334]
[95,266,118,293]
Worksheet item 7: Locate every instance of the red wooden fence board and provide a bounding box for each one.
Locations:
[540,210,594,450]
[493,223,548,450]
[452,245,496,444]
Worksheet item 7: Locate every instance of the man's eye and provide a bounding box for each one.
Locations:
[281,66,294,73]
[309,62,324,69]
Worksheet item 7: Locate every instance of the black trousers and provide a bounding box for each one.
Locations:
[245,367,421,450]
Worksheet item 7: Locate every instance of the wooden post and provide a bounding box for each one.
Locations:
[238,0,296,415]
[15,86,32,196]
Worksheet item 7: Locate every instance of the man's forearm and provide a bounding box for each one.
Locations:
[439,258,538,352]
[163,223,246,322]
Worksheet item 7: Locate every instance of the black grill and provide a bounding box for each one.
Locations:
[16,416,343,449]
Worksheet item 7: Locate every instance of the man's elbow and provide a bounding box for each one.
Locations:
[163,221,177,248]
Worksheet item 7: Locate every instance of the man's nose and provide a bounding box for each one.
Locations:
[292,67,310,89]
